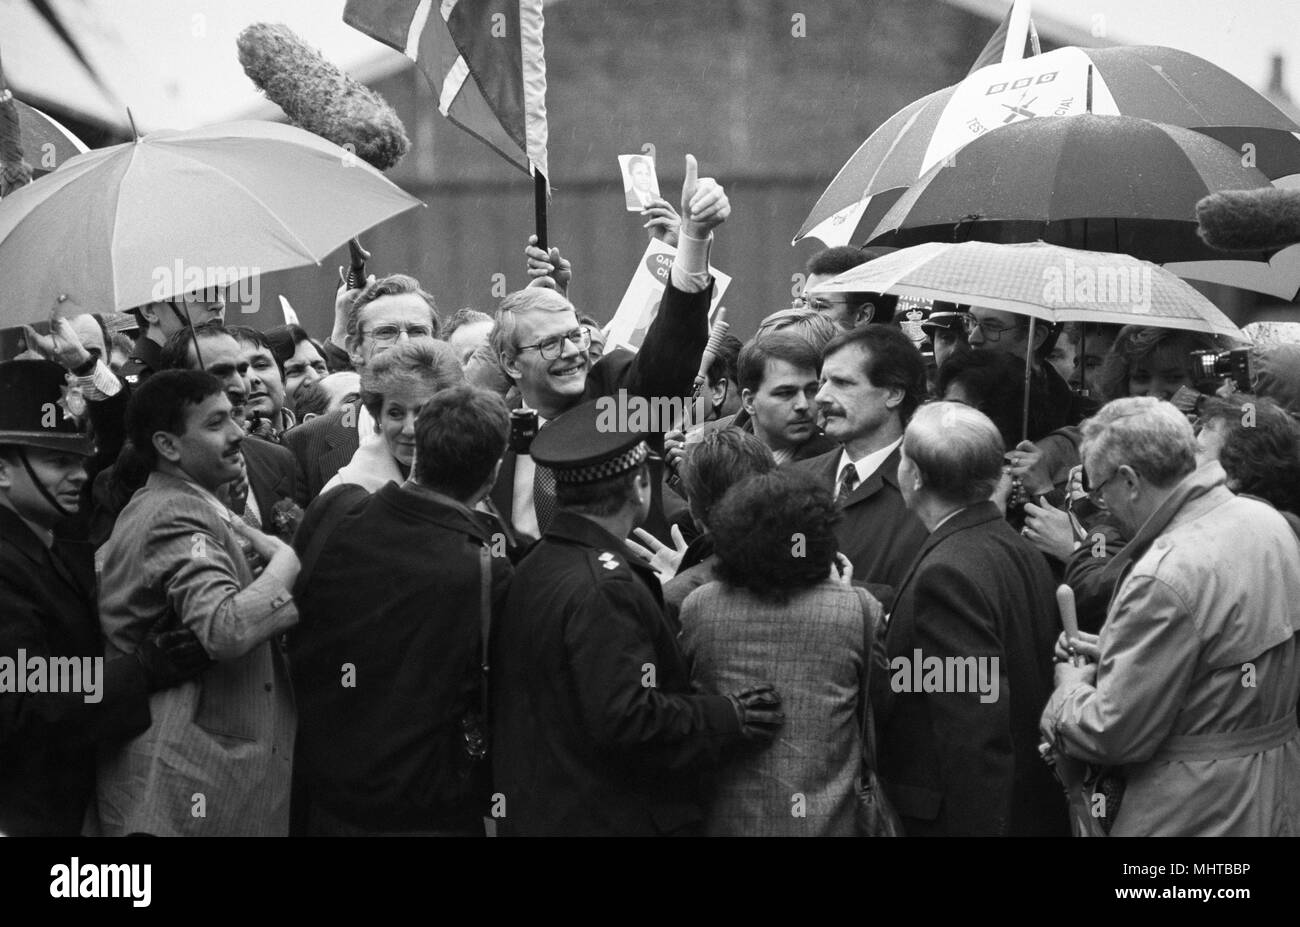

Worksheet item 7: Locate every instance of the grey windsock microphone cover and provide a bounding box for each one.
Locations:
[237,22,410,172]
[1196,187,1300,252]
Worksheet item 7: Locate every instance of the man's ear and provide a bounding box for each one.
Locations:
[139,302,163,326]
[1031,324,1051,351]
[152,430,183,464]
[500,352,524,383]
[740,387,756,415]
[883,385,906,411]
[710,378,728,410]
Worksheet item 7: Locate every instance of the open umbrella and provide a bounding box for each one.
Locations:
[810,240,1244,339]
[797,45,1300,246]
[0,119,423,322]
[864,114,1275,265]
[812,240,1245,438]
[13,97,88,175]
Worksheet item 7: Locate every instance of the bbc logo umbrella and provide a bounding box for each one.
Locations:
[796,45,1300,248]
[0,119,423,324]
[864,114,1275,265]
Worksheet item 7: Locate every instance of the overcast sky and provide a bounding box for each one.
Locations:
[9,0,1300,130]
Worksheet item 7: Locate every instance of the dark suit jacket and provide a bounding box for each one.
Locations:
[490,510,742,836]
[489,279,710,547]
[242,435,304,532]
[793,446,927,609]
[871,502,1068,837]
[282,407,358,503]
[0,507,151,835]
[290,482,512,833]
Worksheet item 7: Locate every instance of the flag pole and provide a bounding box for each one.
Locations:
[534,170,548,251]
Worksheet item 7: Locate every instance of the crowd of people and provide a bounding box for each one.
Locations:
[2,163,1299,838]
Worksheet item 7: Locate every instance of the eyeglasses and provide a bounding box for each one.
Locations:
[1082,467,1121,507]
[517,326,591,360]
[362,323,435,344]
[962,315,1019,342]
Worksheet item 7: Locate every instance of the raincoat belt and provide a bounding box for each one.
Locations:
[1151,715,1298,763]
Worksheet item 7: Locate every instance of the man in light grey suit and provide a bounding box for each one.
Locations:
[95,370,300,836]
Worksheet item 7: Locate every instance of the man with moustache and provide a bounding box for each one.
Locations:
[95,370,301,836]
[794,325,928,607]
[160,324,304,534]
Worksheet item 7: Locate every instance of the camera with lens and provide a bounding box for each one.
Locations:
[1190,348,1251,393]
[509,407,539,455]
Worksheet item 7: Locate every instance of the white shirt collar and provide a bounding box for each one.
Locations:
[835,437,903,498]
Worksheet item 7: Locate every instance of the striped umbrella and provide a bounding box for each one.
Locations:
[797,45,1300,247]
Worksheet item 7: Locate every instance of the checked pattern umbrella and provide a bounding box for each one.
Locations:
[809,240,1244,339]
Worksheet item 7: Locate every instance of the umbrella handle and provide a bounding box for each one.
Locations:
[345,237,370,291]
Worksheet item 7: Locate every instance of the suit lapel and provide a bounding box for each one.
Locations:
[838,446,902,510]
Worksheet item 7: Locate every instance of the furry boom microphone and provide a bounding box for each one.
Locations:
[237,23,410,171]
[238,23,411,285]
[1196,188,1300,252]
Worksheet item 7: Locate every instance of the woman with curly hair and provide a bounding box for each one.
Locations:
[678,469,881,836]
[1195,395,1300,519]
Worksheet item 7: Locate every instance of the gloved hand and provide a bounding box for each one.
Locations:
[135,628,211,692]
[727,684,784,743]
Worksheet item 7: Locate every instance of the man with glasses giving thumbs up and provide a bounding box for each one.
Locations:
[486,154,730,548]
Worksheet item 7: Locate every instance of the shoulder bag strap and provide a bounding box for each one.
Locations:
[479,542,493,726]
[855,586,880,774]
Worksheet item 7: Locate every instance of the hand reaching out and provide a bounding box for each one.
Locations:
[641,196,681,248]
[625,524,689,584]
[22,312,92,372]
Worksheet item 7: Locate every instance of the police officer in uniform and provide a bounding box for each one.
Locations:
[0,361,209,835]
[120,294,225,389]
[490,400,785,836]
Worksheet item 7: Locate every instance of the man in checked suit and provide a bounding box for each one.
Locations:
[793,324,928,608]
[486,154,729,549]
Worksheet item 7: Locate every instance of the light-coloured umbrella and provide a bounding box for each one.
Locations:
[811,240,1244,340]
[0,119,423,321]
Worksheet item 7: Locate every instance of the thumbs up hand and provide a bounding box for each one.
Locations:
[679,154,729,239]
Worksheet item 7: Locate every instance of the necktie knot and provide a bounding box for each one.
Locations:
[838,461,859,498]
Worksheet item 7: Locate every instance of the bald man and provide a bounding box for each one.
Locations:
[871,402,1067,837]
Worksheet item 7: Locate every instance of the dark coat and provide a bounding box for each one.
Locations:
[281,407,358,503]
[489,280,710,547]
[792,446,927,609]
[871,501,1068,837]
[0,506,151,836]
[242,434,305,530]
[289,482,511,833]
[490,510,743,836]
